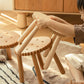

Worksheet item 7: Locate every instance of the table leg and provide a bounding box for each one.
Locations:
[6,48,12,60]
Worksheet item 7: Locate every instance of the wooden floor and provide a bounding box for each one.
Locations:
[0,11,83,84]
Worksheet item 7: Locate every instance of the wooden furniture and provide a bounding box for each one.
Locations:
[65,54,84,84]
[15,0,78,13]
[0,31,19,60]
[15,20,65,84]
[14,0,79,28]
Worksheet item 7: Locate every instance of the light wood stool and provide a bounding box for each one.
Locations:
[15,20,65,84]
[0,31,19,60]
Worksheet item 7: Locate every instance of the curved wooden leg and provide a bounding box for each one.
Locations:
[54,53,65,74]
[37,52,44,69]
[32,53,44,84]
[17,55,24,83]
[6,48,12,60]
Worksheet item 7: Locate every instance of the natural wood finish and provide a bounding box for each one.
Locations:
[15,36,51,83]
[17,13,27,28]
[17,25,39,55]
[54,53,65,74]
[0,31,19,60]
[42,34,56,57]
[64,0,78,13]
[18,20,37,44]
[17,54,24,83]
[37,52,44,69]
[25,0,42,11]
[16,37,51,56]
[42,0,63,12]
[15,0,63,12]
[44,36,62,69]
[74,0,79,13]
[0,31,19,48]
[64,0,74,13]
[15,0,25,10]
[15,12,65,83]
[32,53,44,84]
[6,48,12,60]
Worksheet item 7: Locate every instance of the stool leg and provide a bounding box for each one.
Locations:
[54,53,65,74]
[17,55,24,83]
[37,52,44,69]
[6,48,12,60]
[32,53,44,84]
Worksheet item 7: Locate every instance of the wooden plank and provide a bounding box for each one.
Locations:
[64,0,74,13]
[56,0,63,12]
[74,0,79,13]
[42,0,63,12]
[15,0,25,10]
[25,0,42,11]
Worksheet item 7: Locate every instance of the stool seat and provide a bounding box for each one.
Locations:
[0,31,20,48]
[15,36,51,55]
[0,31,19,60]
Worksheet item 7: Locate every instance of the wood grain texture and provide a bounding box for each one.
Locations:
[32,53,44,84]
[42,0,63,12]
[54,53,65,74]
[0,31,19,48]
[15,37,51,56]
[64,0,74,13]
[74,0,79,13]
[15,0,63,12]
[15,0,25,10]
[17,54,24,83]
[64,0,78,13]
[24,0,42,11]
[44,36,62,69]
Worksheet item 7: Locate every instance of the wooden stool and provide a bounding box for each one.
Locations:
[0,31,19,60]
[15,20,65,84]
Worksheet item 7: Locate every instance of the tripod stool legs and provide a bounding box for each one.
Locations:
[32,53,44,84]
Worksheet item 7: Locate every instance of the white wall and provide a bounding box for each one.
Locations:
[0,0,14,10]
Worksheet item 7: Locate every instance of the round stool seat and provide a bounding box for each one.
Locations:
[16,36,51,56]
[0,31,20,48]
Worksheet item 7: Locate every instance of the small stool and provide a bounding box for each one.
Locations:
[0,31,20,60]
[15,20,65,84]
[15,36,51,84]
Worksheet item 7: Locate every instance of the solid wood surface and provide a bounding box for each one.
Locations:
[15,0,78,13]
[25,0,42,11]
[32,53,44,84]
[15,37,51,55]
[17,54,24,83]
[42,0,63,12]
[6,48,12,60]
[44,36,62,69]
[15,0,63,12]
[64,0,78,13]
[0,31,19,48]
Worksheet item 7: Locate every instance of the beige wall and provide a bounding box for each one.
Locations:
[0,0,14,10]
